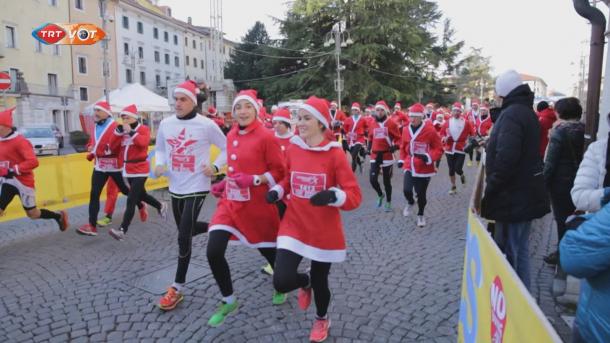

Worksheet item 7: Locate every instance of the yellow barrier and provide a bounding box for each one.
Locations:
[0,146,221,223]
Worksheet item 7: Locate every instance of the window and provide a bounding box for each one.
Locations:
[5,26,16,48]
[53,45,60,56]
[164,53,169,65]
[153,27,158,39]
[122,16,129,29]
[137,21,143,34]
[35,39,42,53]
[201,62,204,70]
[174,34,178,45]
[126,69,133,83]
[174,56,179,67]
[139,71,146,85]
[193,58,197,68]
[164,31,168,42]
[9,68,19,92]
[185,37,188,46]
[155,74,161,88]
[49,0,57,6]
[138,46,144,59]
[78,56,87,74]
[192,40,196,49]
[79,87,88,101]
[154,50,160,63]
[200,42,203,51]
[124,42,129,56]
[48,73,58,95]
[185,56,189,66]
[75,0,84,10]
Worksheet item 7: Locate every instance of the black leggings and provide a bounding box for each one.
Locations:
[171,193,209,284]
[446,153,466,177]
[273,249,332,318]
[89,170,131,227]
[349,144,364,172]
[370,162,393,202]
[121,177,162,232]
[403,171,431,216]
[207,230,276,297]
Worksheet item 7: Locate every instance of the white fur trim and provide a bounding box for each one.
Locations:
[119,111,138,119]
[274,131,294,139]
[271,184,285,200]
[263,172,276,187]
[174,87,198,105]
[272,116,291,124]
[277,236,346,263]
[233,95,260,114]
[289,135,341,151]
[408,112,424,117]
[375,104,389,113]
[93,105,113,117]
[296,103,329,129]
[209,224,277,248]
[14,165,20,175]
[328,187,346,207]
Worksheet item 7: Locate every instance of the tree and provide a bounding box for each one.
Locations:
[452,47,494,103]
[224,21,271,89]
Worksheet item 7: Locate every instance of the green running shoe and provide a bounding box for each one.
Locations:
[376,195,383,208]
[384,202,392,212]
[208,301,239,327]
[272,291,287,305]
[261,263,274,276]
[97,216,112,227]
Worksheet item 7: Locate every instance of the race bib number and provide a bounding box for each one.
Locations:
[347,132,357,141]
[413,142,428,155]
[0,161,9,169]
[97,158,118,171]
[170,153,196,172]
[374,127,388,139]
[226,178,251,202]
[291,172,326,199]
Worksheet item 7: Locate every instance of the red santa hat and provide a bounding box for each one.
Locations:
[408,103,425,117]
[93,101,113,117]
[394,102,402,109]
[297,96,331,129]
[174,80,200,105]
[351,102,361,111]
[452,102,463,111]
[0,107,15,128]
[208,106,217,116]
[426,102,435,108]
[272,108,292,124]
[471,99,480,106]
[330,100,338,108]
[120,104,139,119]
[365,106,374,113]
[375,100,390,113]
[232,89,260,114]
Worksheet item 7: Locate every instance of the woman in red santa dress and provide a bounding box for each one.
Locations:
[399,103,443,227]
[440,102,474,195]
[343,102,368,173]
[205,89,287,327]
[266,95,362,343]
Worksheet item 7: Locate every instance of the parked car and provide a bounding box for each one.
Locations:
[21,126,61,156]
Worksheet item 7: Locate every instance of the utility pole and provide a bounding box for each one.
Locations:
[334,23,342,110]
[479,77,484,104]
[100,0,110,104]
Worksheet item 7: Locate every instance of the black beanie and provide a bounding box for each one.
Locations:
[536,101,549,112]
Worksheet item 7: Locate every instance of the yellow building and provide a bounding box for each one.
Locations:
[0,0,78,133]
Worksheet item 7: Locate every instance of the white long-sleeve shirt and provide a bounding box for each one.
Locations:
[155,114,227,195]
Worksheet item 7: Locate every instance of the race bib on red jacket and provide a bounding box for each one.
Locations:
[291,172,327,199]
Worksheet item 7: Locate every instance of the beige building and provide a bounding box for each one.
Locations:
[69,0,119,113]
[520,73,548,98]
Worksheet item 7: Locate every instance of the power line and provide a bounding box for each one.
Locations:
[232,47,331,59]
[345,58,420,80]
[232,62,325,83]
[241,41,327,55]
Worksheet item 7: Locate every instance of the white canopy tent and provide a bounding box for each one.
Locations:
[85,83,172,114]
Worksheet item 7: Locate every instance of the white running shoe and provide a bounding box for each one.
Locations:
[159,202,169,221]
[402,204,412,217]
[109,228,125,241]
[417,216,426,227]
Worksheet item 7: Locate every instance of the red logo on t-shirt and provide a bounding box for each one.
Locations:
[291,172,326,199]
[166,128,198,172]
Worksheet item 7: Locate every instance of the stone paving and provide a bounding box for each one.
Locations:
[0,161,569,342]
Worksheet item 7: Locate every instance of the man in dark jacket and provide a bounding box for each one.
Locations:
[481,70,550,291]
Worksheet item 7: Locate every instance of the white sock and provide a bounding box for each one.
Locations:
[223,295,236,304]
[172,282,184,292]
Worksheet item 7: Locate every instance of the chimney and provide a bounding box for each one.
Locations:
[188,17,192,25]
[159,5,172,17]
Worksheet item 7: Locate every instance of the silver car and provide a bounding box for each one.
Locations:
[21,126,61,156]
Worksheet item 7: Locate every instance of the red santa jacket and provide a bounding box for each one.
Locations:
[210,119,286,247]
[368,117,401,165]
[440,117,474,154]
[329,109,347,139]
[391,110,409,129]
[0,132,39,188]
[87,120,123,172]
[399,122,443,177]
[475,115,492,137]
[465,110,479,124]
[343,115,367,146]
[538,107,557,157]
[114,124,151,177]
[275,131,294,158]
[274,136,362,262]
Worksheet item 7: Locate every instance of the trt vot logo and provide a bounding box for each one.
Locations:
[490,276,507,343]
[32,23,105,45]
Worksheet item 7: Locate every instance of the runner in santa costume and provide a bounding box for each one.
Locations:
[368,100,401,212]
[471,105,492,166]
[108,104,165,241]
[440,102,474,195]
[267,95,362,343]
[343,102,368,173]
[206,106,226,130]
[465,100,480,166]
[432,115,445,168]
[77,101,147,235]
[0,107,69,230]
[329,100,347,143]
[205,89,287,327]
[398,103,443,227]
[96,177,150,228]
[272,107,294,157]
[151,81,228,310]
[391,102,409,132]
[424,103,436,122]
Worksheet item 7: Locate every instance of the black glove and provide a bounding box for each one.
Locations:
[266,190,279,204]
[397,161,404,169]
[414,153,429,163]
[310,190,338,206]
[115,125,124,133]
[389,145,399,153]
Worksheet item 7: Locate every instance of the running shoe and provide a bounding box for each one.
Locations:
[417,215,426,227]
[402,203,412,217]
[460,174,466,185]
[384,202,392,213]
[298,287,312,310]
[207,301,239,327]
[57,210,69,232]
[467,160,473,167]
[139,203,148,222]
[76,223,97,236]
[310,317,331,342]
[158,287,184,311]
[158,202,169,221]
[376,195,383,208]
[109,228,125,241]
[272,291,287,305]
[97,216,112,227]
[261,263,274,276]
[449,186,457,195]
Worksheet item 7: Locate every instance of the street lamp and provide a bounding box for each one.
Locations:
[324,22,353,110]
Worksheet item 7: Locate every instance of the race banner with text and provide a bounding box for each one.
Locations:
[458,212,561,343]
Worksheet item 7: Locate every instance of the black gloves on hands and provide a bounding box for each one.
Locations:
[397,161,404,169]
[414,153,429,163]
[310,190,338,206]
[266,190,279,204]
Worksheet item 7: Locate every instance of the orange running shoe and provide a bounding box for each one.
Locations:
[139,203,148,222]
[158,287,183,311]
[309,317,331,342]
[298,287,312,311]
[76,223,97,236]
[57,210,69,232]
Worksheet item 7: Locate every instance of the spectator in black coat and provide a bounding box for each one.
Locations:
[543,97,585,265]
[481,70,551,290]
